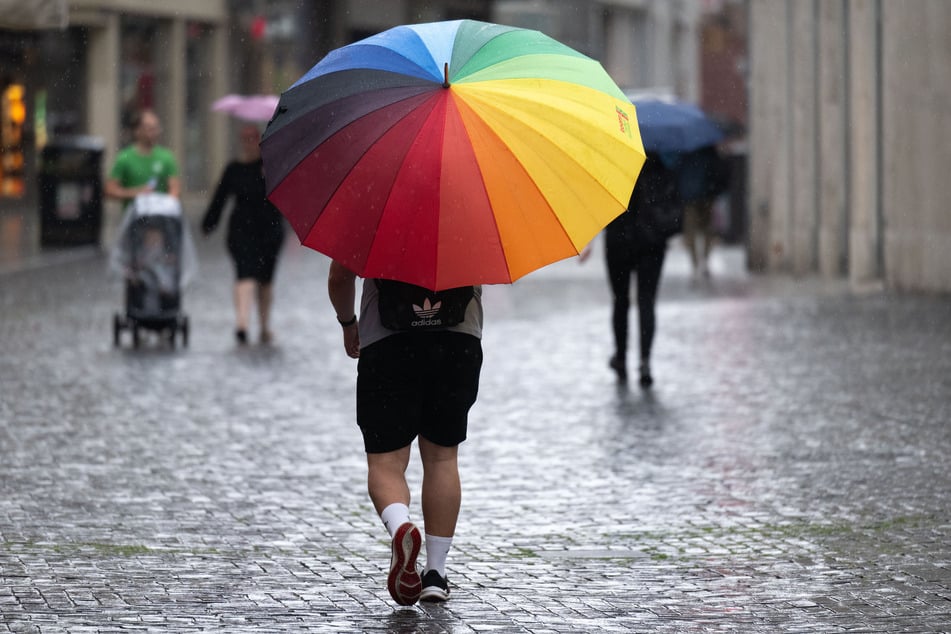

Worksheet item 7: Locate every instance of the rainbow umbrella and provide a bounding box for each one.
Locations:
[261,19,645,290]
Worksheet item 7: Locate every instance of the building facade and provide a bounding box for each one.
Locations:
[747,0,951,292]
[0,0,231,212]
[493,0,702,100]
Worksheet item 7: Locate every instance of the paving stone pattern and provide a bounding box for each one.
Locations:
[1,228,950,632]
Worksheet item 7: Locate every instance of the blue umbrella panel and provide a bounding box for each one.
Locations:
[630,98,723,154]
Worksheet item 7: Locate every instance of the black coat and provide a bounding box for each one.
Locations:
[606,155,680,254]
[202,159,285,262]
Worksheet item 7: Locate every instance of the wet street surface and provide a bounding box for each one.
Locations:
[2,226,950,632]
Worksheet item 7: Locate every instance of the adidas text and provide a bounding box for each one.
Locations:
[411,317,443,327]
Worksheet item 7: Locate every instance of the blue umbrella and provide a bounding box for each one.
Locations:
[629,97,723,153]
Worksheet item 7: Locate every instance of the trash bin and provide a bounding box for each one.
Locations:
[38,135,104,247]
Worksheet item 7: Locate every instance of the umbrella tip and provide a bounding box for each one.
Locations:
[443,62,449,89]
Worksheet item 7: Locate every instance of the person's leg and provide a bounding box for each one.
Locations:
[635,247,666,387]
[255,254,280,343]
[699,199,715,275]
[256,282,274,343]
[357,337,425,605]
[416,333,480,602]
[418,437,460,539]
[367,446,412,516]
[367,445,422,606]
[417,440,457,600]
[233,278,255,343]
[606,251,632,381]
[418,436,458,595]
[682,203,700,274]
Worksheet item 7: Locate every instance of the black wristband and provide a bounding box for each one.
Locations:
[337,314,357,327]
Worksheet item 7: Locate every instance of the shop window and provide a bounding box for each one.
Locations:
[185,21,212,190]
[120,18,160,142]
[1,83,26,198]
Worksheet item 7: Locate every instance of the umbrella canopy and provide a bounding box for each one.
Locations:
[211,94,279,122]
[262,19,645,290]
[627,96,723,154]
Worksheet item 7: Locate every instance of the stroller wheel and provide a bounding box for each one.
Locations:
[113,313,122,347]
[181,316,189,347]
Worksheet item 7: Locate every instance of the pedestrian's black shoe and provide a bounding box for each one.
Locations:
[609,355,628,382]
[235,329,248,345]
[638,362,653,388]
[387,522,422,606]
[419,569,450,602]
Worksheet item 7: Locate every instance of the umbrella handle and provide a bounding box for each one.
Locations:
[443,63,449,89]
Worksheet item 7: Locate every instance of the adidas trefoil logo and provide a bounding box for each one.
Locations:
[411,298,442,327]
[413,298,442,319]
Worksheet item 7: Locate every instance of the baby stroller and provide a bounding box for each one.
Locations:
[110,193,197,348]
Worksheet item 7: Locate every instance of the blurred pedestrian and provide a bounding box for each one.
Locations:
[202,124,286,345]
[105,109,180,206]
[327,262,483,605]
[583,153,679,387]
[671,145,728,280]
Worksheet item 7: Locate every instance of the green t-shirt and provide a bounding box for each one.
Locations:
[109,145,179,201]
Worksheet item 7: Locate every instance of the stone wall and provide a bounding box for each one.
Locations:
[748,0,951,292]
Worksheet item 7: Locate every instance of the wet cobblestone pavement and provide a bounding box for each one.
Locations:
[2,222,950,632]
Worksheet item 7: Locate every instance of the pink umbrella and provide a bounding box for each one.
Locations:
[211,94,279,122]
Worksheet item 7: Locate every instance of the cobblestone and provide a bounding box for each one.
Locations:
[1,217,950,632]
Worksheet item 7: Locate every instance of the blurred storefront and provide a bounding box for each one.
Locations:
[0,1,229,214]
[0,29,44,207]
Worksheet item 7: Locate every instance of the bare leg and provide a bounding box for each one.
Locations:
[367,446,412,514]
[234,279,255,334]
[257,282,274,342]
[368,445,421,606]
[418,437,460,537]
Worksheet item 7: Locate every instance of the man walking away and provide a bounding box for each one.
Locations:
[327,262,484,605]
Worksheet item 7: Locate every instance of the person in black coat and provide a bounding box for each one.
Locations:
[584,153,679,387]
[202,124,286,344]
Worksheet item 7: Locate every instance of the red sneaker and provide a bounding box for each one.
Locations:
[387,522,422,605]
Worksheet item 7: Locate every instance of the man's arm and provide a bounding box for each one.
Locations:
[104,176,150,201]
[328,260,360,358]
[166,175,181,198]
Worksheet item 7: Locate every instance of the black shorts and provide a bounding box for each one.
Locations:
[357,331,482,453]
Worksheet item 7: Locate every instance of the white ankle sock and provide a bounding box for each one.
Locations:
[424,534,453,577]
[380,503,410,538]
